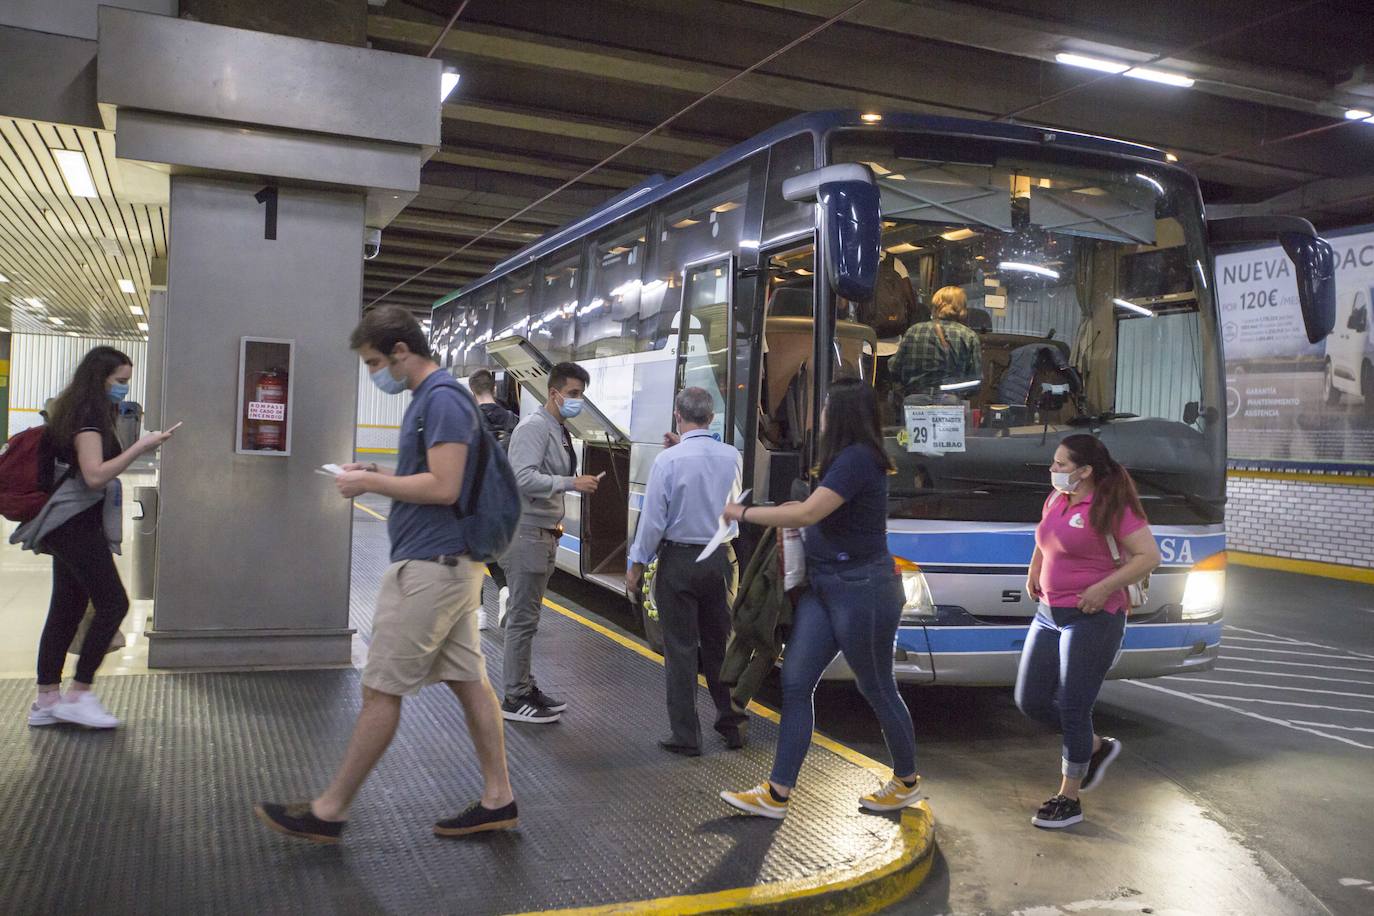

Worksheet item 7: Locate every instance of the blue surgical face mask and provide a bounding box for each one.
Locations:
[370,362,407,395]
[108,382,130,404]
[558,395,584,419]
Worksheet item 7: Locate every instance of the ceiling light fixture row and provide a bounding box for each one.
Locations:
[1054,52,1195,88]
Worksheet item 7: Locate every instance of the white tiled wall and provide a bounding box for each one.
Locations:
[1227,473,1374,569]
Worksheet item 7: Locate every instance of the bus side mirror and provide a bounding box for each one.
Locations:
[1278,231,1335,344]
[818,180,881,303]
[1209,215,1335,344]
[782,163,881,304]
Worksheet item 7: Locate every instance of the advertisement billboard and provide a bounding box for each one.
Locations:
[1219,226,1374,466]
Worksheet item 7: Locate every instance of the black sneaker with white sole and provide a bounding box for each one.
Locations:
[501,695,561,724]
[434,800,518,837]
[1031,794,1084,829]
[1080,737,1122,792]
[527,685,567,713]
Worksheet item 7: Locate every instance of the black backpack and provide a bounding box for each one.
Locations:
[416,381,522,563]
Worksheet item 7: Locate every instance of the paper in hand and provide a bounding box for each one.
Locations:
[697,489,750,563]
[315,463,346,479]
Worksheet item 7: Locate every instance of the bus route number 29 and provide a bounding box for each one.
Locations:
[904,405,966,454]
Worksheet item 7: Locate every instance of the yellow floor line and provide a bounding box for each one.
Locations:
[1229,550,1374,585]
[352,502,388,522]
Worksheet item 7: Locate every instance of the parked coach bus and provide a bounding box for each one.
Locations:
[429,110,1335,685]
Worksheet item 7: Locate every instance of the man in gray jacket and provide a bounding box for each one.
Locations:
[502,361,600,723]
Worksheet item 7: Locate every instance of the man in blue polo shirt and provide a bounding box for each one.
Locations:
[256,306,517,844]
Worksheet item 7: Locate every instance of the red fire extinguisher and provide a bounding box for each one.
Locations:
[251,368,288,450]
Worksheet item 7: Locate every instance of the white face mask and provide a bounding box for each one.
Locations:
[1051,470,1080,493]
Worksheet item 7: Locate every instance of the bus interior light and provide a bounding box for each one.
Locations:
[1054,52,1128,74]
[1123,67,1194,88]
[998,261,1060,280]
[1114,298,1155,317]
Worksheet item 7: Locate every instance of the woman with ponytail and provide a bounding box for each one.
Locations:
[1015,434,1160,829]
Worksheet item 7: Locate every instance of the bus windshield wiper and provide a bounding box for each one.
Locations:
[1066,411,1138,427]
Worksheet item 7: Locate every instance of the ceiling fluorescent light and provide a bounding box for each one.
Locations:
[49,316,64,325]
[137,322,149,332]
[131,305,144,316]
[0,273,8,282]
[1344,109,1373,120]
[1054,52,1128,74]
[52,148,98,198]
[998,261,1060,280]
[1124,67,1194,88]
[1114,298,1155,317]
[118,278,136,294]
[440,67,461,101]
[941,228,977,241]
[861,112,883,123]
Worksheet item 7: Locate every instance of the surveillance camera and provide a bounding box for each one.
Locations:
[364,227,382,261]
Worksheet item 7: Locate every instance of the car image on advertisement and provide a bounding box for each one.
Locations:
[1325,287,1373,406]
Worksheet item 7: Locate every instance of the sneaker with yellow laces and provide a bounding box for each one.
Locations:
[859,776,923,812]
[720,782,789,819]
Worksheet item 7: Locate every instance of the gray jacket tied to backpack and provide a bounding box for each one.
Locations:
[11,471,123,555]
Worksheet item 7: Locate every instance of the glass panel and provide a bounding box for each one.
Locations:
[643,166,752,352]
[830,130,1221,524]
[495,268,534,342]
[579,220,646,359]
[678,258,736,445]
[758,245,816,452]
[762,132,816,245]
[531,248,579,364]
[464,285,498,373]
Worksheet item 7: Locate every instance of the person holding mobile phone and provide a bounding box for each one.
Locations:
[13,346,176,729]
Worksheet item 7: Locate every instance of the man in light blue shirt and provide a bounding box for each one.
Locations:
[627,387,747,755]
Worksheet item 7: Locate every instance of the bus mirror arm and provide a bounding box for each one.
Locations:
[1207,215,1336,344]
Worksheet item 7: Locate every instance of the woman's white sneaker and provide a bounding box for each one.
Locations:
[28,703,60,727]
[52,692,120,729]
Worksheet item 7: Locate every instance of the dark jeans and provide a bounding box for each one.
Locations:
[1014,603,1127,778]
[655,543,744,748]
[36,504,130,686]
[771,555,916,788]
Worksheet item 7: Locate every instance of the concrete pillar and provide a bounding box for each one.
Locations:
[148,179,364,666]
[94,7,439,667]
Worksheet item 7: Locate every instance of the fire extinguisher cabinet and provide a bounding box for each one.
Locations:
[235,337,295,456]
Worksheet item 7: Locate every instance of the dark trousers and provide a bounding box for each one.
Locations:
[1014,604,1127,778]
[36,505,130,686]
[656,542,744,748]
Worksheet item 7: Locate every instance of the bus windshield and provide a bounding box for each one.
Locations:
[829,131,1225,525]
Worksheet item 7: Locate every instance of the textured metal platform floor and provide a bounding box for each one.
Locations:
[1,585,906,914]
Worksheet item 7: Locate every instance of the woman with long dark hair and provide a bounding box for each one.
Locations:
[22,346,175,729]
[1016,434,1160,828]
[718,378,919,818]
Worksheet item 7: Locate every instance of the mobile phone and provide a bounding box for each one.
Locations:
[596,471,606,480]
[166,421,184,434]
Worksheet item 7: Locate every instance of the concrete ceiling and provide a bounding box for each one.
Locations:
[361,0,1374,316]
[0,119,167,338]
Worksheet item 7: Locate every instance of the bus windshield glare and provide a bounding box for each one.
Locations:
[828,132,1224,526]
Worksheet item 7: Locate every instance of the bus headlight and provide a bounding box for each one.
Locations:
[1181,552,1226,619]
[894,557,934,622]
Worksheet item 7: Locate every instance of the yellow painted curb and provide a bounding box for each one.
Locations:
[509,803,935,916]
[1228,469,1374,487]
[1229,550,1374,585]
[535,596,936,915]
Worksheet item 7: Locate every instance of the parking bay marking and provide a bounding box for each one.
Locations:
[1196,694,1374,715]
[1125,680,1374,749]
[1213,666,1374,687]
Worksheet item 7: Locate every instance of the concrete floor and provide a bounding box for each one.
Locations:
[5,474,1370,915]
[562,566,1374,916]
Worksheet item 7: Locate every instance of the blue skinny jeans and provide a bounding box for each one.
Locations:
[770,555,917,789]
[1014,603,1126,778]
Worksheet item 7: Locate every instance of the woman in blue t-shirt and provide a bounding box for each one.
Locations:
[718,378,919,819]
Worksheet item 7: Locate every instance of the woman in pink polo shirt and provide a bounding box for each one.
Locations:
[1016,434,1160,829]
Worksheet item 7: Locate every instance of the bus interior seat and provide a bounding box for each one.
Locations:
[769,286,811,317]
[967,307,994,333]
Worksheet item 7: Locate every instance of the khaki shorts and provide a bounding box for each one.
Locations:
[363,557,485,696]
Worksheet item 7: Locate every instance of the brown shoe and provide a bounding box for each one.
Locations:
[433,800,518,837]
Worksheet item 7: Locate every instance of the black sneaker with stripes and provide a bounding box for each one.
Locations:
[502,694,561,723]
[1031,794,1084,829]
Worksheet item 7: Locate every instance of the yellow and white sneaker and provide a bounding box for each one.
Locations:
[720,783,789,819]
[860,776,922,812]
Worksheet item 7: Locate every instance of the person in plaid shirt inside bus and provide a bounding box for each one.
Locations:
[889,285,982,397]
